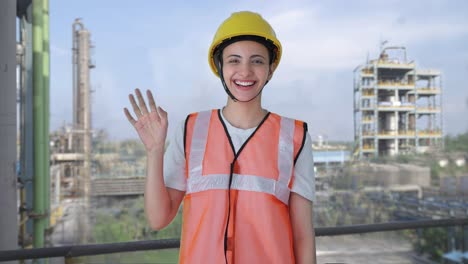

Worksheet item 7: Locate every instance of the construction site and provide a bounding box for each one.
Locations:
[1,1,468,263]
[353,46,443,159]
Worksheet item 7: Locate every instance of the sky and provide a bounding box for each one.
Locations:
[46,0,468,142]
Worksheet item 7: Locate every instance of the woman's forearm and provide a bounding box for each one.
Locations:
[294,228,316,264]
[144,147,175,230]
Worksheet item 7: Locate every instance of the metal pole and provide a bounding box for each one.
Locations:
[33,0,46,250]
[19,14,27,251]
[440,74,445,150]
[18,0,35,247]
[22,9,35,247]
[42,0,51,235]
[0,0,19,261]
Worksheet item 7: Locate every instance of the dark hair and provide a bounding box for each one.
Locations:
[213,35,277,69]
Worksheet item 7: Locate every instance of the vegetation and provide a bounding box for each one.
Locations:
[444,132,468,152]
[414,227,448,261]
[314,192,391,227]
[401,225,465,263]
[363,132,468,184]
[86,197,182,263]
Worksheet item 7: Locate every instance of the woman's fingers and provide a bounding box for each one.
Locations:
[136,88,149,115]
[129,94,142,118]
[128,88,166,124]
[147,90,158,113]
[158,106,168,121]
[125,89,168,152]
[124,107,136,125]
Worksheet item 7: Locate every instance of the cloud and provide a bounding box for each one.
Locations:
[257,5,468,139]
[270,9,468,73]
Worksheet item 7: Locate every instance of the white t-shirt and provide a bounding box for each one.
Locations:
[163,110,316,202]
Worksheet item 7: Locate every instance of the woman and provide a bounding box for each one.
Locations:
[124,11,316,264]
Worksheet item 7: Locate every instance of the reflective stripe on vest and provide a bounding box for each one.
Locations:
[187,110,295,204]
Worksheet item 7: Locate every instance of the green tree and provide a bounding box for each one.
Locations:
[445,132,468,152]
[90,197,182,263]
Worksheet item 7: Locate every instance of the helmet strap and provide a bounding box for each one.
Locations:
[218,59,239,102]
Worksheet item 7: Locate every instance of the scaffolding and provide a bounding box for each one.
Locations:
[353,45,443,159]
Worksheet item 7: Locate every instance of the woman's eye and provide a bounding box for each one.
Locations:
[252,59,265,64]
[227,59,239,64]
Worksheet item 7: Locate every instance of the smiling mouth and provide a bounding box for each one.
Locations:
[234,80,256,87]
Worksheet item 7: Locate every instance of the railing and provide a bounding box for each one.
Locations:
[416,107,441,113]
[375,60,415,68]
[0,218,467,262]
[361,91,375,96]
[361,145,375,151]
[413,88,441,94]
[375,130,443,137]
[377,81,415,87]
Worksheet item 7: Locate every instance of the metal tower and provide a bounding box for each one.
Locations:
[353,46,443,159]
[71,18,95,199]
[72,18,95,242]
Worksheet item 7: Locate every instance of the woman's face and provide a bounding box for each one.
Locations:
[222,40,274,102]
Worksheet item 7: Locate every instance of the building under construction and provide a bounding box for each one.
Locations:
[353,46,443,159]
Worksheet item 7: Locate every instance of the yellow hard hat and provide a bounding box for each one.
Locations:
[208,11,282,77]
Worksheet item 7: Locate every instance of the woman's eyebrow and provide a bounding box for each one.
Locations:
[250,54,266,59]
[225,54,266,59]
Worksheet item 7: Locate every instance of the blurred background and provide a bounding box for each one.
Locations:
[1,0,468,263]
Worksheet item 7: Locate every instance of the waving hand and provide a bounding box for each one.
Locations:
[124,89,168,153]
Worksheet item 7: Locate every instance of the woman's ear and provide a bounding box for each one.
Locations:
[268,63,278,80]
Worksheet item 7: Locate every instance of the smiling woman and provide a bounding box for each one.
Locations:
[124,11,316,264]
[220,40,272,104]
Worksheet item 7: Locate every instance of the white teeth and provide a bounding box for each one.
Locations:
[235,81,254,86]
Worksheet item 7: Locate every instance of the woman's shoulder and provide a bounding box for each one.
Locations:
[186,109,219,117]
[270,111,307,126]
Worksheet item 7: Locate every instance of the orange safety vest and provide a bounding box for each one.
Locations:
[180,109,307,264]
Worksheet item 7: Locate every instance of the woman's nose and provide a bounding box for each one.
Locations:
[238,62,253,77]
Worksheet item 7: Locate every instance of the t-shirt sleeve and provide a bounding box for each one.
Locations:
[163,120,187,191]
[291,132,316,202]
